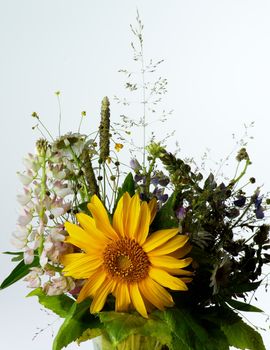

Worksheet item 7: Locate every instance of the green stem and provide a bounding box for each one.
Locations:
[230,159,250,187]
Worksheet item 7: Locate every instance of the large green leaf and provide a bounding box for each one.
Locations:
[160,308,211,350]
[53,299,102,350]
[0,256,39,290]
[221,317,266,350]
[27,288,74,318]
[203,306,266,350]
[99,311,171,347]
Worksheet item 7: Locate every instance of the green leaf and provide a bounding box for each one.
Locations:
[226,299,263,313]
[118,173,135,197]
[203,306,266,350]
[77,201,91,215]
[160,308,209,350]
[99,311,171,347]
[53,299,102,350]
[152,193,178,230]
[229,280,261,294]
[99,311,147,346]
[3,251,24,262]
[77,327,102,345]
[113,173,135,211]
[221,316,266,350]
[27,288,74,318]
[0,255,39,290]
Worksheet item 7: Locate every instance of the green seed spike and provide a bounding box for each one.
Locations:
[99,96,110,163]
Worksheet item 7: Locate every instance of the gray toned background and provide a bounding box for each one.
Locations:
[0,1,269,349]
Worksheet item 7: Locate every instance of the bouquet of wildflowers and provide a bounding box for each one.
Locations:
[1,13,270,350]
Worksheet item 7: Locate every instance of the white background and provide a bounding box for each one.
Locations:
[0,1,270,349]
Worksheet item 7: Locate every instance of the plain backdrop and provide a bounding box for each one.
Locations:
[0,1,270,349]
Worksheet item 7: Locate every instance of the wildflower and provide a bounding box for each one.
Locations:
[114,143,123,152]
[130,158,142,172]
[43,276,75,296]
[16,188,32,206]
[24,268,42,288]
[18,209,33,226]
[210,255,232,294]
[17,171,34,186]
[61,193,192,318]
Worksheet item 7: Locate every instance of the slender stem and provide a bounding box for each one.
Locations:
[37,119,54,141]
[57,94,62,137]
[140,38,147,168]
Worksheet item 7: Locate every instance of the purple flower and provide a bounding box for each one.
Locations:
[234,196,246,207]
[176,206,186,220]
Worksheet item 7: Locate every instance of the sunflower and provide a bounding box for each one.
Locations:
[61,193,193,318]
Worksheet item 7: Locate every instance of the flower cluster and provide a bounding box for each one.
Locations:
[2,94,269,350]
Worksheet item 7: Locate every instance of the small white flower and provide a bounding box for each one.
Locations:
[16,188,32,205]
[50,207,65,218]
[24,268,42,288]
[17,171,34,186]
[40,250,48,267]
[18,209,32,226]
[24,248,35,264]
[54,181,73,198]
[23,153,40,172]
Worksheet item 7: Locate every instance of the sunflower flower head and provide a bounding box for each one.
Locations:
[61,193,192,318]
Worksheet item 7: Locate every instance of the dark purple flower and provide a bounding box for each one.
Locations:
[176,206,186,220]
[234,196,246,207]
[130,158,142,172]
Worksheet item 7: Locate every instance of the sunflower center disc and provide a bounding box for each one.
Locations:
[103,238,150,282]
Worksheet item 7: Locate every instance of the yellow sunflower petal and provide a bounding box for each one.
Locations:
[148,197,157,224]
[142,228,179,253]
[149,256,193,269]
[136,202,151,244]
[60,253,85,266]
[63,255,102,279]
[149,267,188,291]
[163,267,194,276]
[169,243,192,259]
[115,283,131,312]
[125,194,141,239]
[112,196,124,236]
[87,195,119,240]
[148,235,189,256]
[139,277,174,310]
[90,279,116,313]
[76,213,109,242]
[77,269,107,303]
[129,283,148,318]
[122,192,131,229]
[64,222,104,252]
